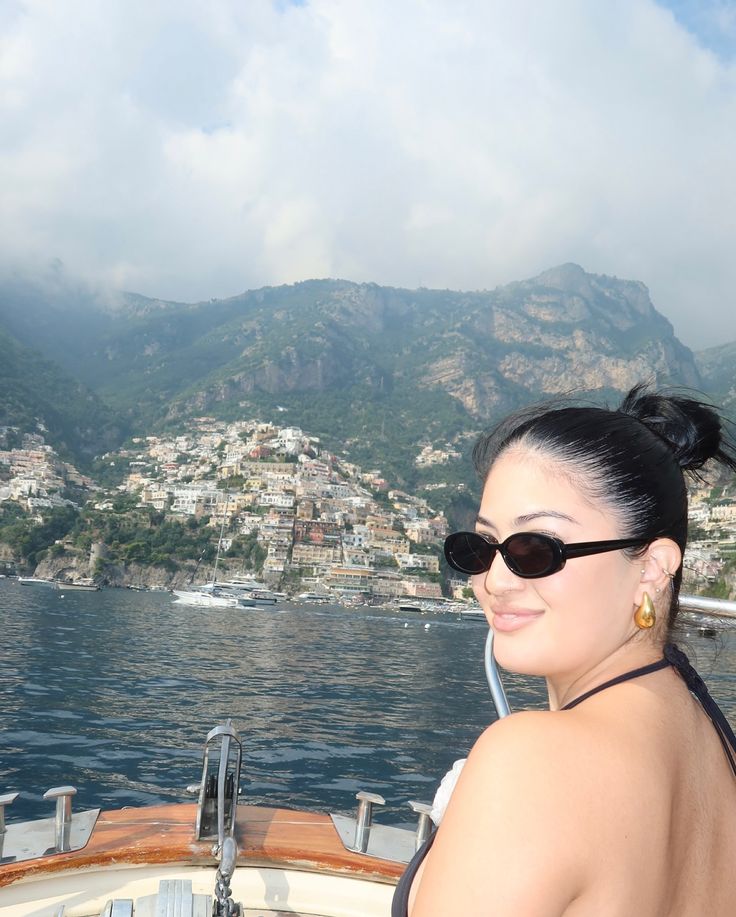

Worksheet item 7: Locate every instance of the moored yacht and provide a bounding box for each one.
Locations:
[213,574,280,605]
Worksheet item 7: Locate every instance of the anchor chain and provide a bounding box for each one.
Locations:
[212,835,240,917]
[212,873,240,917]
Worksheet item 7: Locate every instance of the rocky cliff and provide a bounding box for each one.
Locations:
[0,263,720,480]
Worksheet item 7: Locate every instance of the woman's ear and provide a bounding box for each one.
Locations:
[638,538,681,598]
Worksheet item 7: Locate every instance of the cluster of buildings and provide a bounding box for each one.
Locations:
[116,418,455,600]
[415,443,462,467]
[683,477,736,593]
[0,429,94,514]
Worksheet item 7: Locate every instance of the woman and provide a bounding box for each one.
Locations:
[393,384,736,916]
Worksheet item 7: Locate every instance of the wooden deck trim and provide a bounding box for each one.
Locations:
[0,803,404,889]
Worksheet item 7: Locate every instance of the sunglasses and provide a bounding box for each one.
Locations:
[443,530,649,579]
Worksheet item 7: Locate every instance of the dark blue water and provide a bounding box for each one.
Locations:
[1,578,735,827]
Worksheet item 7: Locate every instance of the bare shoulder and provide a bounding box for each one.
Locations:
[448,707,638,856]
[466,708,600,783]
[409,711,613,915]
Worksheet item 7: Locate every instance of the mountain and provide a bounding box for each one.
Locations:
[695,342,736,417]
[0,262,720,485]
[0,327,127,465]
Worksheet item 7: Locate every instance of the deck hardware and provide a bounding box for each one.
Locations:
[352,790,385,853]
[99,901,133,917]
[213,835,241,917]
[0,791,19,835]
[0,791,19,860]
[43,785,77,852]
[195,721,242,849]
[408,800,433,850]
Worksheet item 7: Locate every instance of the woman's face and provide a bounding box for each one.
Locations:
[472,447,642,679]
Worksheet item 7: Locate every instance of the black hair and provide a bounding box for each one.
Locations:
[472,383,736,628]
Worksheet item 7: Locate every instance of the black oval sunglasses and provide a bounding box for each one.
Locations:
[444,530,649,579]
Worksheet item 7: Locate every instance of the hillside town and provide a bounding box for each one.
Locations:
[1,419,735,600]
[0,420,466,603]
[124,417,460,601]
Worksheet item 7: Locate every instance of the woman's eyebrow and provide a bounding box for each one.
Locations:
[476,510,580,529]
[513,510,579,526]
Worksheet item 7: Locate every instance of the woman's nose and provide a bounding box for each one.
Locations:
[476,551,521,595]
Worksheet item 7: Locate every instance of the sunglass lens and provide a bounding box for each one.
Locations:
[504,533,557,577]
[444,532,493,575]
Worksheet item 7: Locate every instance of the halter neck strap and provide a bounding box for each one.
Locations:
[561,657,670,710]
[664,642,736,777]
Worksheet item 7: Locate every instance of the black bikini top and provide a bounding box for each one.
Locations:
[391,642,736,916]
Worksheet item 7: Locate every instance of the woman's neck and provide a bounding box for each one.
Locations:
[546,641,665,711]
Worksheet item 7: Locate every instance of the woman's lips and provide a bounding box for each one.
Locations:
[491,608,544,633]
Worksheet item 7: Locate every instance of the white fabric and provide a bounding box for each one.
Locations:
[430,758,466,825]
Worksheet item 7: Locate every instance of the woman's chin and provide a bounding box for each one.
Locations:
[491,631,550,678]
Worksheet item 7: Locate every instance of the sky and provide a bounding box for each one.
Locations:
[1,0,735,349]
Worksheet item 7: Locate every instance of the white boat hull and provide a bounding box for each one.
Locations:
[1,863,394,916]
[57,582,100,591]
[172,590,238,607]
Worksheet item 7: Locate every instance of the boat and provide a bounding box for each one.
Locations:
[0,722,422,916]
[296,591,331,604]
[214,575,280,605]
[173,500,272,609]
[56,579,101,591]
[17,577,58,588]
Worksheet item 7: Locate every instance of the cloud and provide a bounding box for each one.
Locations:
[0,0,735,348]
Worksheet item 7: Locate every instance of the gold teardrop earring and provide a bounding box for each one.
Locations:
[634,592,656,630]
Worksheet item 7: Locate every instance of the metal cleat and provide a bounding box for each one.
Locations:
[330,789,417,863]
[0,791,19,861]
[408,800,433,850]
[43,785,77,852]
[352,790,385,853]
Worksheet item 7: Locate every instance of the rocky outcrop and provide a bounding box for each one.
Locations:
[695,342,736,417]
[160,265,705,426]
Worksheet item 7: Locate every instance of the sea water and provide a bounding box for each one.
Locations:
[1,577,734,826]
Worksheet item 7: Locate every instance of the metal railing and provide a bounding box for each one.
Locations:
[679,593,736,618]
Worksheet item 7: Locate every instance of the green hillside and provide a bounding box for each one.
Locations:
[0,328,127,465]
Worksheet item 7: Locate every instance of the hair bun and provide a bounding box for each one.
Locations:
[619,382,736,473]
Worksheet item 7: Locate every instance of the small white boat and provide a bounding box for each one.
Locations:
[296,591,331,604]
[0,722,419,916]
[56,580,101,591]
[17,577,58,589]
